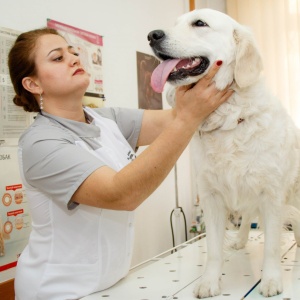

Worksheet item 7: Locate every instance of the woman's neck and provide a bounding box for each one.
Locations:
[42,103,86,123]
[41,93,87,122]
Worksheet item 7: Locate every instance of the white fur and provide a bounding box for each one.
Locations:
[158,9,300,298]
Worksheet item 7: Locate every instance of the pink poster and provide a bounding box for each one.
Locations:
[47,19,105,107]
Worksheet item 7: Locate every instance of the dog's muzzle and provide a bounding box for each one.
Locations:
[148,30,210,93]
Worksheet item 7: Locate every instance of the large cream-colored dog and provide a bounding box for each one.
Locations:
[148,8,300,298]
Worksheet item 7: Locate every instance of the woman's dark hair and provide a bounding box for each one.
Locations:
[8,27,61,112]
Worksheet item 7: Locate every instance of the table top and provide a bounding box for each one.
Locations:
[81,230,300,300]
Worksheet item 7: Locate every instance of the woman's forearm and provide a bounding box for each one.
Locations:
[112,117,199,210]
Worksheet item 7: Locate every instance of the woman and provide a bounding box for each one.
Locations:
[8,27,233,299]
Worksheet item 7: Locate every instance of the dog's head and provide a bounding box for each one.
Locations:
[148,9,263,93]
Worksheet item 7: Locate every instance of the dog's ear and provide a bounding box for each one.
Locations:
[233,28,263,88]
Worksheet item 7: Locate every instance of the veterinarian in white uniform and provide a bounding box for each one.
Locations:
[8,27,232,300]
[15,107,143,299]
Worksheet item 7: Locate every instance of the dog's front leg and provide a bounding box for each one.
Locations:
[194,195,226,299]
[259,199,283,297]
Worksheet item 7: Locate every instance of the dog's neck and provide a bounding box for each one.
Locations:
[198,116,244,136]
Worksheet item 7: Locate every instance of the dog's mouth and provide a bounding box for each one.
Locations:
[151,55,210,93]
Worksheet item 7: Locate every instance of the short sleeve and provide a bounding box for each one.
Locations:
[19,125,105,208]
[93,107,144,150]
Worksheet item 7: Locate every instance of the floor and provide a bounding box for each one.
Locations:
[81,230,300,300]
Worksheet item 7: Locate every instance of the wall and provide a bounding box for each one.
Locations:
[195,0,226,10]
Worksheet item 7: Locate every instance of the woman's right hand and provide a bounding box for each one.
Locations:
[174,60,233,129]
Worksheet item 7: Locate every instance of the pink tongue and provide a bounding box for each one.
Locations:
[151,59,181,93]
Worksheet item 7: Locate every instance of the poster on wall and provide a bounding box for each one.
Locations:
[136,51,162,110]
[0,146,31,281]
[0,27,31,143]
[47,19,105,108]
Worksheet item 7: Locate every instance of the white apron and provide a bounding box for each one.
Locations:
[15,107,137,300]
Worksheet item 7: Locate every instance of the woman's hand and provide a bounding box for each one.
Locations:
[137,61,233,146]
[174,61,233,129]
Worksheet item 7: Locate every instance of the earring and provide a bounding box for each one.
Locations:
[39,94,44,110]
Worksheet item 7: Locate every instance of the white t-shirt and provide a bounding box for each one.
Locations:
[14,107,144,300]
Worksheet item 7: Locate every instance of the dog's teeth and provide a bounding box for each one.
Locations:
[172,58,201,72]
[192,58,200,66]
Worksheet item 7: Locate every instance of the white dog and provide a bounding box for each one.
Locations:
[148,8,300,298]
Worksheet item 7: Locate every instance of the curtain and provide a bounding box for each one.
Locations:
[226,0,300,127]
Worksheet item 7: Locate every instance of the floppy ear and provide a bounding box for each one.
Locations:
[233,28,263,88]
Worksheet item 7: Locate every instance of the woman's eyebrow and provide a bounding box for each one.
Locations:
[47,45,74,56]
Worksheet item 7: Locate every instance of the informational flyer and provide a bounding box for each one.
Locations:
[0,27,31,141]
[0,146,31,281]
[47,19,105,108]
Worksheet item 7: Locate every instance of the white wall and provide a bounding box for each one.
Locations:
[0,0,225,269]
[195,0,226,11]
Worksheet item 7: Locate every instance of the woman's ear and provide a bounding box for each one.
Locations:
[22,77,42,95]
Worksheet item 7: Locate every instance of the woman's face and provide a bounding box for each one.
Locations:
[33,34,90,100]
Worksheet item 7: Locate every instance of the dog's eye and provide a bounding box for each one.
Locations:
[192,20,208,27]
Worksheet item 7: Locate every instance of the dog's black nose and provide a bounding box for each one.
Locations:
[147,30,165,43]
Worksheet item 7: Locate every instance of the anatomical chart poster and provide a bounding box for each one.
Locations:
[0,27,31,143]
[47,19,105,108]
[0,147,31,281]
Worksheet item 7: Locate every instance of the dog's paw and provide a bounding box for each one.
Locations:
[259,278,283,297]
[193,278,221,299]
